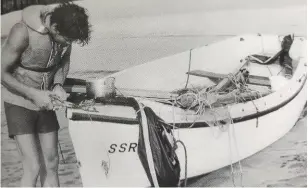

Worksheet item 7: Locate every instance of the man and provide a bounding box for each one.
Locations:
[1,2,91,187]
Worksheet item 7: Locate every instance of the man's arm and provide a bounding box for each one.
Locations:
[2,23,57,110]
[50,45,72,102]
[52,45,72,86]
[1,23,37,100]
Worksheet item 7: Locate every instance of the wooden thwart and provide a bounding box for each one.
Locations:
[211,61,248,92]
[247,75,271,87]
[214,90,271,105]
[187,70,225,81]
[187,69,271,87]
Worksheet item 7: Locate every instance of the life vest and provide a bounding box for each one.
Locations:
[2,5,71,110]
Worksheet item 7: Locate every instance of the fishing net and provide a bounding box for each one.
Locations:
[174,67,263,112]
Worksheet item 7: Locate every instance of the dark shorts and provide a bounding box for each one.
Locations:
[4,102,60,139]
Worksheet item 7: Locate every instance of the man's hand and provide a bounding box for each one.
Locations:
[51,84,68,110]
[52,84,67,101]
[29,90,57,110]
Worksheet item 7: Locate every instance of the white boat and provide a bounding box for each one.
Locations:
[64,34,307,187]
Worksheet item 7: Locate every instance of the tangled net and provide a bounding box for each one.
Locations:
[170,67,271,130]
[176,69,264,109]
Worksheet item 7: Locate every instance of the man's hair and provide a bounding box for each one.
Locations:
[50,2,91,46]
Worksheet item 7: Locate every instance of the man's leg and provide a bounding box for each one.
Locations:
[15,134,42,187]
[38,131,60,187]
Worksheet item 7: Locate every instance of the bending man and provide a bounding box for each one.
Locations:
[1,2,91,187]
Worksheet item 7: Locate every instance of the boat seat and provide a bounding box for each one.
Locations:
[187,70,271,87]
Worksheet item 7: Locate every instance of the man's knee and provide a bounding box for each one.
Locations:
[23,159,41,178]
[45,151,59,172]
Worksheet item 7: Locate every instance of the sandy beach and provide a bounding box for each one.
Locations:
[1,0,307,186]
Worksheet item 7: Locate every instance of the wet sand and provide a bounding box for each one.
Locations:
[1,0,307,186]
[188,115,307,187]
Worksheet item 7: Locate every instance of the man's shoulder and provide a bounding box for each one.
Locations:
[9,22,28,40]
[22,5,52,34]
[5,22,29,52]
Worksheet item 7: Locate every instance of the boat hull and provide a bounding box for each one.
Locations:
[65,34,307,186]
[67,80,306,187]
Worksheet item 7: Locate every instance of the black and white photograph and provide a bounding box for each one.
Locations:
[1,0,307,187]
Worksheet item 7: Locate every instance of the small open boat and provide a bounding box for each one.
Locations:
[63,34,306,187]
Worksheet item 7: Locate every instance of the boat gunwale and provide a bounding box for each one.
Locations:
[67,72,306,128]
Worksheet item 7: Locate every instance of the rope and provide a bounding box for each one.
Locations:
[172,101,180,139]
[227,109,243,187]
[277,66,285,76]
[184,49,193,89]
[260,34,265,54]
[175,140,188,187]
[266,65,273,76]
[229,110,243,187]
[251,100,259,128]
[227,123,236,186]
